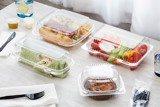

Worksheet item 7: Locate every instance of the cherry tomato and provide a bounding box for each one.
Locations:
[133,52,142,63]
[139,44,147,56]
[140,49,147,56]
[99,50,105,53]
[91,42,100,50]
[96,53,103,57]
[96,50,105,57]
[94,39,101,44]
[130,66,136,70]
[128,57,133,63]
[140,44,147,51]
[103,55,109,61]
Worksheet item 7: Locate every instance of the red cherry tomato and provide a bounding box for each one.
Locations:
[128,57,134,63]
[94,39,101,44]
[140,49,147,56]
[139,44,147,56]
[133,52,142,63]
[96,50,105,57]
[140,44,147,51]
[130,66,136,70]
[103,55,109,61]
[99,50,105,53]
[91,42,100,50]
[96,53,103,57]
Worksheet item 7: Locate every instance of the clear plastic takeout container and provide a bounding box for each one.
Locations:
[81,26,153,70]
[6,18,19,29]
[78,64,125,100]
[12,37,74,78]
[33,9,95,47]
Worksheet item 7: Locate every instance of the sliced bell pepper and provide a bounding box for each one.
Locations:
[133,45,140,53]
[113,60,121,64]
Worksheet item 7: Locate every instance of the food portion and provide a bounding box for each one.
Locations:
[39,14,92,44]
[84,78,117,100]
[88,34,148,70]
[84,78,116,92]
[24,17,34,29]
[7,18,19,29]
[99,41,115,54]
[80,23,92,35]
[79,64,126,100]
[19,48,68,77]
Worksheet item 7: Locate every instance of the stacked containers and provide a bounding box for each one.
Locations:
[33,9,95,47]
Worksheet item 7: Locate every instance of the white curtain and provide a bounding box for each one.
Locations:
[131,0,160,40]
[49,0,160,40]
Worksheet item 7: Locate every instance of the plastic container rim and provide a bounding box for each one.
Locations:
[13,37,74,75]
[78,64,126,96]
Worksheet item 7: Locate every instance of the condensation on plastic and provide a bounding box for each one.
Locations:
[78,63,126,96]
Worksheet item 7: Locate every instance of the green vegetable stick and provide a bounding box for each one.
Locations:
[107,54,117,62]
[118,46,131,58]
[111,48,120,54]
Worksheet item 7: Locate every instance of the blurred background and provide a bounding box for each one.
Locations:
[0,0,130,31]
[1,0,160,40]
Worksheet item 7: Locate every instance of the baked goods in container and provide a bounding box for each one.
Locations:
[78,64,126,100]
[80,23,92,35]
[84,78,117,100]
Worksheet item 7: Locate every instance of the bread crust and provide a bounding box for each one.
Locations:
[80,23,92,35]
[39,28,73,43]
[38,23,92,45]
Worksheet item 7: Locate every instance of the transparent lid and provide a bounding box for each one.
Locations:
[94,29,145,49]
[79,64,125,96]
[82,26,153,67]
[34,9,95,47]
[13,37,74,76]
[38,9,89,36]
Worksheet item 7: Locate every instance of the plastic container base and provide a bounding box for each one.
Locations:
[17,13,33,18]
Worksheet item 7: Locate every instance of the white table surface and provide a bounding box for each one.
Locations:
[0,1,160,107]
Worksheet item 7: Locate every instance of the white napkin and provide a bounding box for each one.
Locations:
[0,84,59,107]
[0,31,25,56]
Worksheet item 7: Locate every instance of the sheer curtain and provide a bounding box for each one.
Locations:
[49,0,160,40]
[131,0,160,40]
